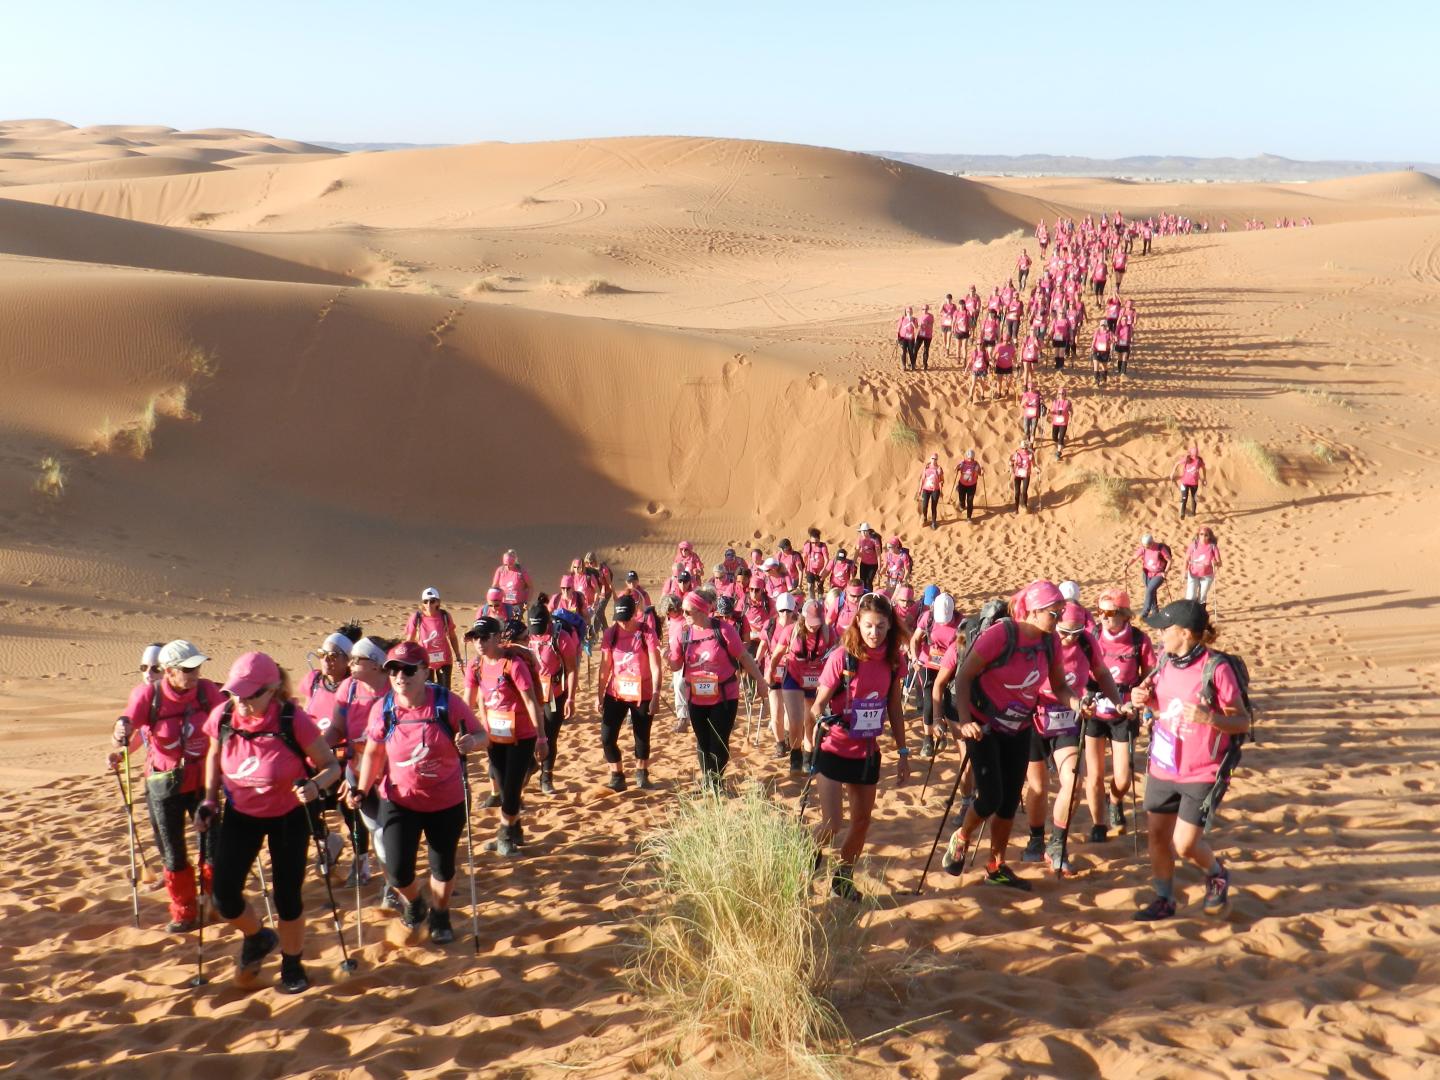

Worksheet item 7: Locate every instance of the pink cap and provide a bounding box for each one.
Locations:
[560,574,574,589]
[222,651,281,699]
[486,587,503,603]
[1060,602,1088,627]
[385,641,428,668]
[1013,579,1064,620]
[1098,588,1131,612]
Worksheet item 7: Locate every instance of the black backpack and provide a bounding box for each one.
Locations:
[962,610,1055,721]
[1201,649,1255,743]
[218,699,313,777]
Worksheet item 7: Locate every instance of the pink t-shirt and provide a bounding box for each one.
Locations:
[1011,449,1033,477]
[1095,625,1157,709]
[406,610,455,667]
[1021,391,1042,419]
[919,312,935,338]
[883,550,911,582]
[855,535,879,566]
[943,620,1056,733]
[957,460,980,486]
[818,646,906,759]
[778,550,804,582]
[828,559,853,588]
[465,654,539,740]
[1050,398,1072,426]
[302,669,345,749]
[994,342,1016,370]
[920,464,944,492]
[1148,651,1243,784]
[668,621,746,705]
[1135,544,1171,575]
[1022,336,1040,363]
[897,315,917,340]
[1092,327,1111,352]
[125,679,221,791]
[530,630,577,703]
[1186,541,1219,577]
[1179,455,1205,486]
[1035,631,1097,735]
[803,540,829,575]
[204,700,324,818]
[333,675,384,748]
[361,687,481,812]
[603,623,659,702]
[491,566,531,606]
[918,614,960,671]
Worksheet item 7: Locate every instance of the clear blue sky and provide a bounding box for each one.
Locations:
[4,0,1435,161]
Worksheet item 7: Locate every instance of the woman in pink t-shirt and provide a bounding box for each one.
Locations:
[932,581,1084,890]
[1170,446,1207,519]
[1130,601,1249,921]
[332,636,389,892]
[596,594,662,791]
[1184,526,1222,603]
[198,652,342,993]
[404,588,461,689]
[808,592,910,900]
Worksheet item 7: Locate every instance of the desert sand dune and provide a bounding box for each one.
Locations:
[2,124,1439,1077]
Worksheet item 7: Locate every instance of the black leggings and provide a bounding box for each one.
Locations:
[1013,475,1030,508]
[859,562,877,590]
[487,738,537,817]
[213,804,310,922]
[543,694,566,770]
[1180,484,1198,515]
[601,695,654,764]
[1018,269,1029,289]
[968,728,1031,821]
[146,786,215,872]
[1052,424,1068,452]
[920,667,956,730]
[899,338,918,368]
[920,489,939,526]
[377,798,464,888]
[429,664,453,690]
[1116,349,1129,375]
[689,698,739,782]
[957,484,976,518]
[918,337,931,367]
[1023,416,1038,442]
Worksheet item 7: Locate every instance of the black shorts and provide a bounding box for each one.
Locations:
[995,365,1013,376]
[815,747,881,786]
[1143,774,1214,826]
[806,572,822,589]
[1085,716,1133,742]
[1028,728,1081,763]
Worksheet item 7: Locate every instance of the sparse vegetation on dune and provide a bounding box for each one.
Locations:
[34,455,65,498]
[1239,438,1282,484]
[1082,470,1129,517]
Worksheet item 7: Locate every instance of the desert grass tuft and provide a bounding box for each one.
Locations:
[1239,439,1282,484]
[888,420,919,448]
[626,783,855,1077]
[1081,471,1128,518]
[34,456,65,498]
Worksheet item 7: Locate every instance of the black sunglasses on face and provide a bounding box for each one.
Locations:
[386,663,420,677]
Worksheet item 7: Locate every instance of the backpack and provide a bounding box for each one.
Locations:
[680,623,743,682]
[150,681,213,729]
[218,699,313,777]
[963,615,1055,721]
[1201,649,1255,744]
[552,606,587,640]
[380,685,454,742]
[410,608,453,641]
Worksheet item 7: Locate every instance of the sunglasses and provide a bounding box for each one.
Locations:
[139,665,163,674]
[386,663,421,677]
[422,598,440,604]
[235,686,272,703]
[1058,626,1084,637]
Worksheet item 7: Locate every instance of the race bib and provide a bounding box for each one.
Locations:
[488,712,515,739]
[1150,724,1177,771]
[687,673,721,705]
[504,590,518,604]
[617,675,643,701]
[1044,707,1077,731]
[693,679,718,698]
[849,702,886,737]
[428,650,446,665]
[801,673,820,690]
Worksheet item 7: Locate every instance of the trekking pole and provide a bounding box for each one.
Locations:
[255,858,276,926]
[114,767,141,928]
[796,719,834,822]
[965,817,988,873]
[190,815,209,987]
[914,740,971,894]
[297,785,357,974]
[337,793,365,951]
[460,752,481,956]
[1056,751,1085,877]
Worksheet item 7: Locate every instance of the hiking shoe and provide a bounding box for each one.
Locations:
[495,825,519,858]
[1203,862,1231,917]
[540,770,556,795]
[1088,824,1108,844]
[920,734,935,759]
[1047,833,1074,874]
[166,915,199,934]
[278,956,310,994]
[428,908,454,945]
[773,740,789,759]
[788,749,804,774]
[401,894,429,931]
[830,865,861,902]
[605,772,627,793]
[236,928,278,977]
[315,831,343,876]
[1134,896,1177,922]
[941,830,968,876]
[1020,833,1046,863]
[378,885,403,912]
[634,768,654,790]
[343,854,372,888]
[1108,801,1125,830]
[483,794,501,809]
[671,715,688,734]
[982,863,1033,892]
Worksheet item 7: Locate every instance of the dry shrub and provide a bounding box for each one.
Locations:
[34,456,64,498]
[626,783,857,1077]
[1239,439,1282,484]
[1082,471,1128,518]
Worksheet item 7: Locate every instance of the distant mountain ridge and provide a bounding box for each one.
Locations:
[872,151,1440,182]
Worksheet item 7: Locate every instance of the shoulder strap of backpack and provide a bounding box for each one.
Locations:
[433,686,454,738]
[219,699,235,745]
[382,691,399,742]
[149,683,162,726]
[277,701,309,767]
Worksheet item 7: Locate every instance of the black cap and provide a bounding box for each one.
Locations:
[1146,599,1208,633]
[677,570,692,583]
[613,595,637,620]
[625,570,638,582]
[837,548,847,559]
[527,605,551,633]
[465,616,503,640]
[724,547,735,557]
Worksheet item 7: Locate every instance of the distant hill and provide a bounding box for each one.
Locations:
[872,151,1440,183]
[312,141,448,152]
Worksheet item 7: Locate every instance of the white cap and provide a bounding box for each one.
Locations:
[858,521,872,532]
[141,644,163,668]
[933,594,956,626]
[158,639,208,670]
[1140,533,1153,546]
[421,587,440,600]
[320,633,354,656]
[1059,580,1080,602]
[776,592,797,612]
[351,638,387,665]
[762,558,778,571]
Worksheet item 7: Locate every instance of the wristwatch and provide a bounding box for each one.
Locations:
[897,747,910,757]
